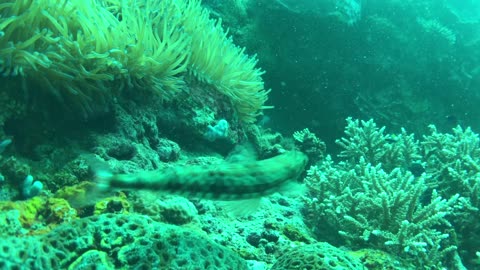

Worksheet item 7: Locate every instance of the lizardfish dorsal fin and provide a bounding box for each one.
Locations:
[225,143,258,163]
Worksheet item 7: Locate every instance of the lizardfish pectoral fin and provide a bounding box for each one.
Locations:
[217,198,263,217]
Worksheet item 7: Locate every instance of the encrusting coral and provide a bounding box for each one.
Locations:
[0,0,269,122]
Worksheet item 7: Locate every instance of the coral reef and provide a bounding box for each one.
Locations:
[22,174,43,198]
[421,125,480,266]
[293,127,326,165]
[3,114,477,269]
[3,0,480,268]
[303,159,458,268]
[271,242,363,270]
[195,192,315,265]
[0,196,77,229]
[0,213,248,269]
[132,193,198,225]
[302,118,478,268]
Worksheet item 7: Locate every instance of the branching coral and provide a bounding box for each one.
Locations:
[0,0,269,122]
[292,128,326,164]
[304,159,458,268]
[335,117,422,171]
[421,125,480,266]
[422,125,480,203]
[302,118,479,268]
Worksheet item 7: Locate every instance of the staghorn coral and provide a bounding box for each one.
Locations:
[303,158,459,268]
[0,0,269,122]
[293,127,326,164]
[302,118,474,268]
[421,124,480,267]
[422,125,480,204]
[335,117,422,172]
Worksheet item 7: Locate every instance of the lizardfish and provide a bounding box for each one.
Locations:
[96,151,308,200]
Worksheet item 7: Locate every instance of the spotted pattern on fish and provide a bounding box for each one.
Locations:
[101,151,308,200]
